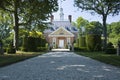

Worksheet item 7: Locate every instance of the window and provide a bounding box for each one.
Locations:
[52,37,56,43]
[67,38,70,43]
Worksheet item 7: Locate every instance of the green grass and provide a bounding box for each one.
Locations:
[0,51,45,67]
[76,51,120,67]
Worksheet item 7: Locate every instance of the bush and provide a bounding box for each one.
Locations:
[27,37,37,51]
[105,48,116,54]
[105,42,116,54]
[7,48,16,54]
[21,36,47,52]
[79,36,86,48]
[20,47,28,52]
[74,47,81,51]
[37,47,47,51]
[107,42,114,48]
[80,47,87,51]
[7,43,16,54]
[86,34,101,51]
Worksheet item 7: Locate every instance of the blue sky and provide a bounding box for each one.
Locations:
[53,0,120,24]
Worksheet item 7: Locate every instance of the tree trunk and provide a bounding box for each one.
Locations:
[13,0,19,50]
[102,15,107,50]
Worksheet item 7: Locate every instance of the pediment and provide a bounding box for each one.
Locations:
[49,27,74,37]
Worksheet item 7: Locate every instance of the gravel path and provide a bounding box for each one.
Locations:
[0,52,120,80]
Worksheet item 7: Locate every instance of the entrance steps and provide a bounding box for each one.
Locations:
[51,49,70,52]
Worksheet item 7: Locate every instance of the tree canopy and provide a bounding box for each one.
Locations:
[86,21,103,35]
[0,0,58,49]
[74,0,120,49]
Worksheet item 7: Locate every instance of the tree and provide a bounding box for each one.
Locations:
[0,0,58,50]
[108,21,120,44]
[74,0,120,49]
[75,17,89,36]
[86,21,103,34]
[0,11,11,40]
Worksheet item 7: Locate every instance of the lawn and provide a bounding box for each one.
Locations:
[76,51,120,67]
[0,51,45,67]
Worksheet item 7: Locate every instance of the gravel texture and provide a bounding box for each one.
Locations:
[0,52,120,80]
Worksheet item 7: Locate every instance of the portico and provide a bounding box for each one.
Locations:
[48,27,75,50]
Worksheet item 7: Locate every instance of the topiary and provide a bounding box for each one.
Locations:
[86,34,102,51]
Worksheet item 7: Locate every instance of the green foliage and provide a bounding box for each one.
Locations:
[7,42,16,54]
[74,47,81,51]
[76,51,120,67]
[79,36,86,48]
[86,21,103,34]
[21,36,47,52]
[75,17,89,36]
[26,37,37,52]
[76,17,88,28]
[107,21,120,45]
[0,11,12,48]
[74,0,120,16]
[0,0,58,49]
[0,52,44,67]
[105,48,116,54]
[105,42,116,54]
[37,47,47,52]
[74,0,120,49]
[21,36,28,51]
[86,34,102,51]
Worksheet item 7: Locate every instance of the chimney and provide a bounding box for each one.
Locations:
[50,15,54,22]
[68,15,72,23]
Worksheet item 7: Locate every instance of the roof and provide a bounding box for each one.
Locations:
[49,27,74,37]
[44,21,78,33]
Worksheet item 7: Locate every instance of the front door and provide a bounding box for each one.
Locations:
[59,40,64,48]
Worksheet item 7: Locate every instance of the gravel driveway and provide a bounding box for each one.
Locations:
[0,52,120,80]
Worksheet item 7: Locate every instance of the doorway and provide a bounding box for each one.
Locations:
[59,39,64,48]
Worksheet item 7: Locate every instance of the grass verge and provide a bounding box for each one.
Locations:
[0,51,45,67]
[76,51,120,67]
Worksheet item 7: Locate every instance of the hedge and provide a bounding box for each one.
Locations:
[21,36,47,52]
[86,34,102,51]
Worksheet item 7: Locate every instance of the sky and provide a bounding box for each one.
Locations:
[53,0,120,24]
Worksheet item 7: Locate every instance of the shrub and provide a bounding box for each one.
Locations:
[86,34,101,51]
[27,37,37,51]
[20,47,28,52]
[105,48,116,54]
[107,42,114,48]
[37,47,47,51]
[79,36,86,48]
[80,47,87,51]
[7,48,16,54]
[105,42,116,54]
[21,36,47,52]
[21,36,28,51]
[7,43,16,54]
[74,47,81,51]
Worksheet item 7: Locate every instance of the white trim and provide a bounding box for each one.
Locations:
[49,35,74,37]
[48,27,74,37]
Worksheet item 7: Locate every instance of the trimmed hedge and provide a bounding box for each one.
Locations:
[79,36,86,48]
[21,36,47,52]
[86,34,102,51]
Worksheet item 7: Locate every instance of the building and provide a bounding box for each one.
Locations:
[44,8,78,51]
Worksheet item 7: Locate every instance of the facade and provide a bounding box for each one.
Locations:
[44,8,78,51]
